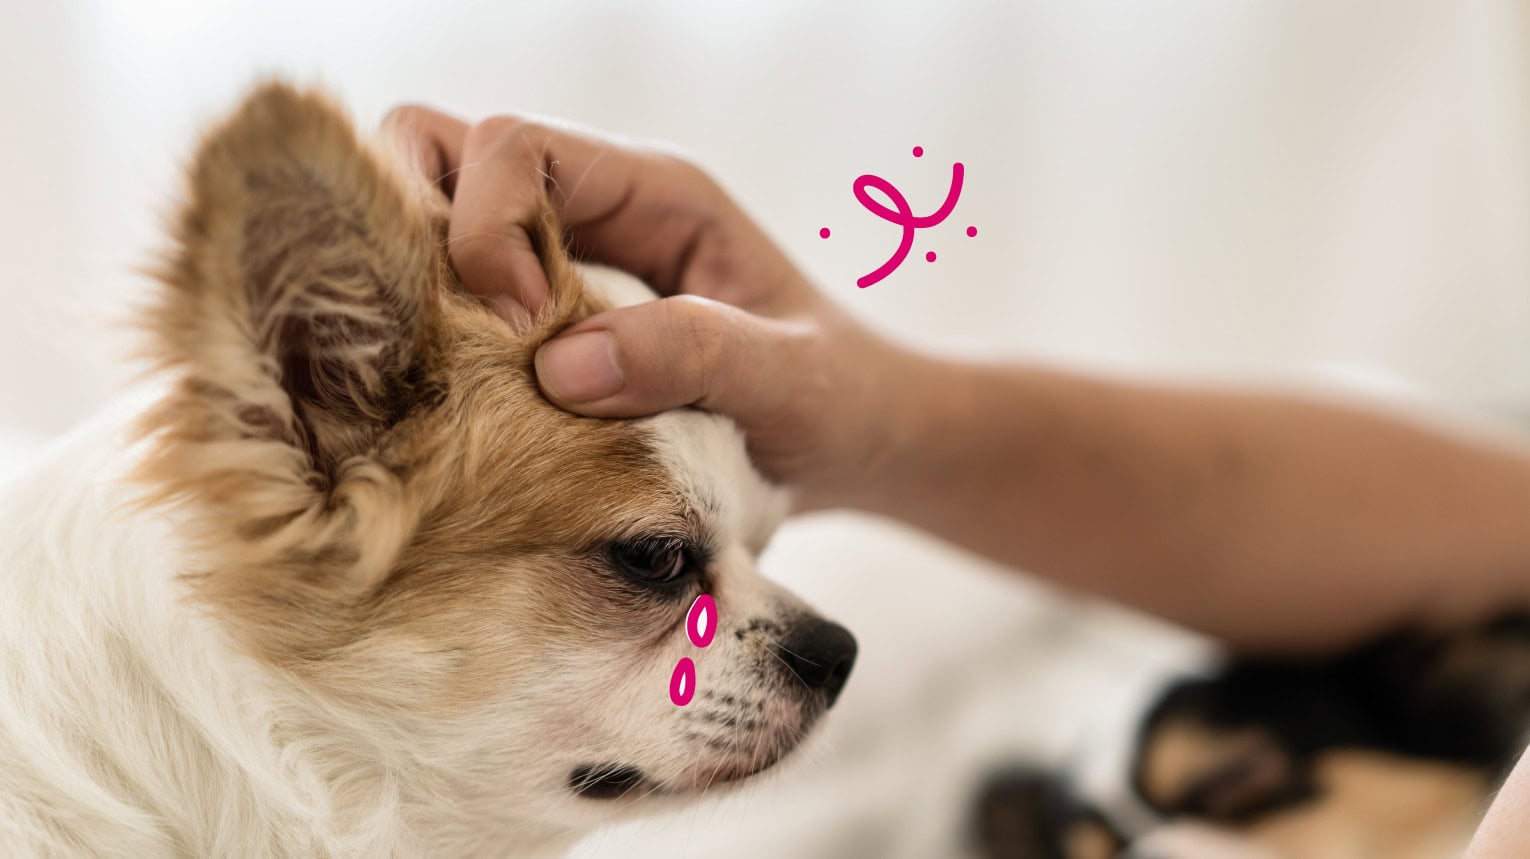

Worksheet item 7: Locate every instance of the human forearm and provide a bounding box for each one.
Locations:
[420,108,1530,653]
[857,352,1530,651]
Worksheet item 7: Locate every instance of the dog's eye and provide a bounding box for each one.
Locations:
[610,538,693,585]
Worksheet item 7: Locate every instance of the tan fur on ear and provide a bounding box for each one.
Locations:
[138,81,450,600]
[134,80,672,680]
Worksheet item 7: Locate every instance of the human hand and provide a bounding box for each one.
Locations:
[382,105,924,510]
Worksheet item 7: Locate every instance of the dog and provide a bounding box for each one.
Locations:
[972,614,1530,858]
[0,81,857,857]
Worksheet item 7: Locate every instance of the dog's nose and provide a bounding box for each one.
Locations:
[778,619,857,705]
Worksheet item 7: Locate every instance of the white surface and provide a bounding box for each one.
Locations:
[2,2,1528,856]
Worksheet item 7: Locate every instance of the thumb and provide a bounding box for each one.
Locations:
[533,295,810,426]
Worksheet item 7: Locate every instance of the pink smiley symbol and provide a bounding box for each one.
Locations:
[670,594,718,707]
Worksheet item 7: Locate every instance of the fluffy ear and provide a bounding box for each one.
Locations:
[141,81,444,593]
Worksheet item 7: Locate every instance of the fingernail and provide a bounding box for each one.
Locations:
[535,330,624,404]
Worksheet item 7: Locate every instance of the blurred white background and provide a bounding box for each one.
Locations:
[2,2,1527,856]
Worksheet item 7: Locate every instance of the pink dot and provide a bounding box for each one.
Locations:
[966,226,978,237]
[912,146,924,157]
[925,251,937,262]
[819,227,830,239]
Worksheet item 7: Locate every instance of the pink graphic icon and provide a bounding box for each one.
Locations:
[686,594,717,648]
[818,147,978,288]
[670,594,717,707]
[670,658,696,707]
[853,161,963,288]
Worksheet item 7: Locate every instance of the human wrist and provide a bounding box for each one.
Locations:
[810,326,960,516]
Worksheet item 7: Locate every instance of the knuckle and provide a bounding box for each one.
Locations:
[670,154,709,182]
[472,114,521,139]
[381,104,426,125]
[656,153,721,198]
[379,104,435,140]
[468,115,543,154]
[672,297,730,359]
[688,166,724,200]
[663,296,732,400]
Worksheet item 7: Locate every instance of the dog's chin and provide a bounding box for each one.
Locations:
[568,764,650,800]
[569,707,822,803]
[567,752,789,803]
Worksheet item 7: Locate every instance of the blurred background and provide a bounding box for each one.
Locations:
[2,1,1527,856]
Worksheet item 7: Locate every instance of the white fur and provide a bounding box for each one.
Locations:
[582,264,792,552]
[0,400,403,857]
[0,397,572,857]
[0,396,800,858]
[0,270,832,858]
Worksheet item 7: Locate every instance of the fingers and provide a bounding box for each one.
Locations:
[446,116,567,318]
[382,104,741,314]
[449,116,735,304]
[382,107,558,318]
[379,105,468,194]
[533,295,814,428]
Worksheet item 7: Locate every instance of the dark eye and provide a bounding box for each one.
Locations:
[609,537,693,585]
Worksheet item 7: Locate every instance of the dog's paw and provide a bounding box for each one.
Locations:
[971,768,1124,859]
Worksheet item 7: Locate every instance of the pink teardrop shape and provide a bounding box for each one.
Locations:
[670,657,696,706]
[687,594,717,648]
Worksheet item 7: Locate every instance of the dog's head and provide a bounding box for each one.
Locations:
[138,82,855,833]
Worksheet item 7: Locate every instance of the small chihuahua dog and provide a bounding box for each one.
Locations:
[0,82,856,858]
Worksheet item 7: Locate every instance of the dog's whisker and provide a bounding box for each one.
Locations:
[763,647,813,694]
[9,80,858,858]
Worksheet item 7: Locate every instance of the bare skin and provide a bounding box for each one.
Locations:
[1466,752,1530,858]
[383,103,1530,650]
[384,103,1530,849]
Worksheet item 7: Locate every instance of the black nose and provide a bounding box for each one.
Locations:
[778,619,857,705]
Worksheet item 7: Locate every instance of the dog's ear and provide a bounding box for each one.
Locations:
[153,81,442,467]
[141,81,445,593]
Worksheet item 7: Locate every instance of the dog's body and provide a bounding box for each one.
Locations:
[974,616,1530,858]
[0,83,856,857]
[0,402,377,857]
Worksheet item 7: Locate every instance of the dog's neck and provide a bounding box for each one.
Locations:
[0,402,582,858]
